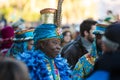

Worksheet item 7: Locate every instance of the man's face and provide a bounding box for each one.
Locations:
[87,25,96,43]
[41,38,61,58]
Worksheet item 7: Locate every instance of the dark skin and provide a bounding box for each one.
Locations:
[95,34,103,57]
[37,38,61,58]
[27,40,34,50]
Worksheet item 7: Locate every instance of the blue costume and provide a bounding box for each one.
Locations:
[17,8,71,80]
[72,24,107,80]
[17,24,71,80]
[7,29,34,57]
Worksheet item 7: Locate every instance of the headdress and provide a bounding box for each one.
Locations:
[93,21,109,35]
[34,0,64,44]
[13,29,34,42]
[7,29,34,57]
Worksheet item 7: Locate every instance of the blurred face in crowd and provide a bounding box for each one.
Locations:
[63,31,72,43]
[38,38,61,58]
[27,40,34,50]
[0,21,5,31]
[0,57,30,80]
[85,25,96,43]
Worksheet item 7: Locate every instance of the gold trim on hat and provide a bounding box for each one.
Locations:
[15,29,34,35]
[40,8,57,24]
[40,8,56,14]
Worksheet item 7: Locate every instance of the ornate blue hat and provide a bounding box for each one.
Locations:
[34,24,62,44]
[8,29,34,57]
[13,29,34,41]
[34,8,63,44]
[93,22,108,35]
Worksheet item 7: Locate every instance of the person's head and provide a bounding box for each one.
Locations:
[62,30,72,43]
[0,26,14,49]
[34,24,62,58]
[0,57,29,80]
[12,29,34,52]
[34,8,62,58]
[37,38,61,58]
[102,23,120,53]
[80,19,97,43]
[93,23,108,51]
[107,10,112,15]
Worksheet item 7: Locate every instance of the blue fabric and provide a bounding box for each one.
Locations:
[16,50,71,80]
[15,31,34,39]
[8,42,34,58]
[91,39,102,58]
[87,71,109,80]
[34,24,62,45]
[72,39,102,80]
[7,30,34,57]
[93,26,106,34]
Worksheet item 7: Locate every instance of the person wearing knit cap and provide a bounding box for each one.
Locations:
[86,23,120,80]
[72,22,108,80]
[0,26,14,56]
[7,29,34,58]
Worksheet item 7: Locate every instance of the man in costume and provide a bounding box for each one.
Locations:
[7,29,34,57]
[16,0,71,79]
[72,22,108,80]
[60,19,97,70]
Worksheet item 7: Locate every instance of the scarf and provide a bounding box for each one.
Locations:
[17,50,71,80]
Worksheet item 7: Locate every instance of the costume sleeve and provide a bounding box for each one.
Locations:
[72,56,86,80]
[72,54,95,80]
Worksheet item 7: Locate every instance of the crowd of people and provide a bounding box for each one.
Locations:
[0,3,120,80]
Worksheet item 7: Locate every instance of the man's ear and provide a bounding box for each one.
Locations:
[36,40,45,49]
[84,31,89,36]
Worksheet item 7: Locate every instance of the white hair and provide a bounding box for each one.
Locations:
[102,36,119,51]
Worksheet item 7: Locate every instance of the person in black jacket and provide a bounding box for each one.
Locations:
[60,19,97,69]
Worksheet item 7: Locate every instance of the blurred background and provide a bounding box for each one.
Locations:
[0,0,120,32]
